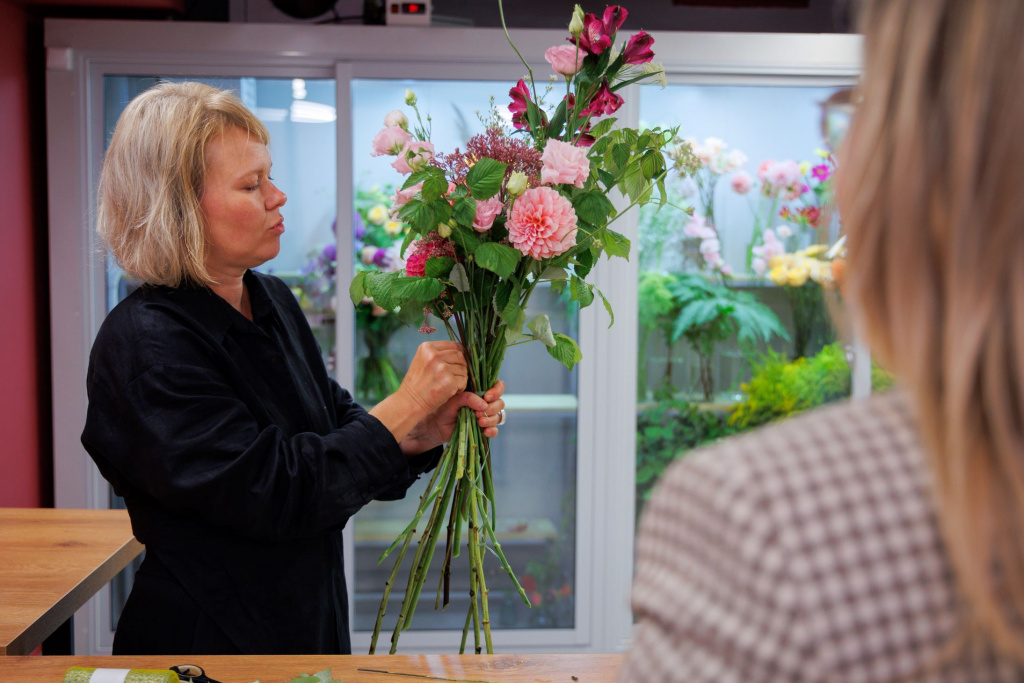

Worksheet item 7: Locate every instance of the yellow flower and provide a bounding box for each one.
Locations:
[798,244,829,258]
[384,220,403,236]
[787,265,810,287]
[368,205,389,225]
[768,265,789,286]
[814,148,830,158]
[799,160,812,176]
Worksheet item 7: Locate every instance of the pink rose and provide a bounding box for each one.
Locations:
[730,171,753,195]
[545,45,585,76]
[391,140,435,174]
[507,187,578,259]
[371,126,412,157]
[540,139,590,188]
[472,196,504,231]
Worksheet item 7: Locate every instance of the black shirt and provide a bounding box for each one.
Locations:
[81,270,439,654]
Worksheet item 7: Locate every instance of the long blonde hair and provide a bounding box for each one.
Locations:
[97,81,269,287]
[838,0,1024,659]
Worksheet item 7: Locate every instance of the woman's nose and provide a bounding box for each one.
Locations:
[266,180,287,209]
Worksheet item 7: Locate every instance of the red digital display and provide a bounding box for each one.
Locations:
[402,3,426,13]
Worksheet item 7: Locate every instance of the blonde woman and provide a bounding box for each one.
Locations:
[622,0,1024,680]
[82,82,506,655]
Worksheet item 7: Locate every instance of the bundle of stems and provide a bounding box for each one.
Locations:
[369,265,540,654]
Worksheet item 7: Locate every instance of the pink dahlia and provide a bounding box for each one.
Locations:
[404,233,456,277]
[507,187,578,259]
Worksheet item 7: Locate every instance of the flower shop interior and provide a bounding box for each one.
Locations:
[2,0,865,674]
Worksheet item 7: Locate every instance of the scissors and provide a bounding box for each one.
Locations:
[169,664,223,683]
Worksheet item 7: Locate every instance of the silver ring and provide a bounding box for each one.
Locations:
[496,409,507,426]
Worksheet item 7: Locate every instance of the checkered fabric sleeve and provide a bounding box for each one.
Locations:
[620,391,1023,683]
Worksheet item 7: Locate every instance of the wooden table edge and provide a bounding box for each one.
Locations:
[1,537,144,656]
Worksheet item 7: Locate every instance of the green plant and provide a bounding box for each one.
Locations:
[670,273,788,401]
[729,342,895,429]
[635,399,737,517]
[637,272,680,398]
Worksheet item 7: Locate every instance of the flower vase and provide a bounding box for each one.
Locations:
[786,282,834,359]
[354,311,403,404]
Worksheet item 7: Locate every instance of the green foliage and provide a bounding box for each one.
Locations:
[635,399,737,516]
[729,342,896,430]
[669,273,788,354]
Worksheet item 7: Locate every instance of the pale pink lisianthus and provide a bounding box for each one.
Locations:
[731,171,753,195]
[544,45,586,76]
[371,126,412,157]
[391,140,435,174]
[540,139,590,188]
[390,181,423,219]
[383,109,408,129]
[472,196,504,231]
[507,187,578,259]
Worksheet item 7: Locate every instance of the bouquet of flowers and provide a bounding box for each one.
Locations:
[354,1,673,654]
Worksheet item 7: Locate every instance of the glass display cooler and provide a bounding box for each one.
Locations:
[44,19,861,654]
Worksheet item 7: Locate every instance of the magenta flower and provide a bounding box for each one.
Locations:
[580,80,623,118]
[601,5,628,34]
[811,164,833,182]
[507,187,578,259]
[572,6,628,56]
[622,31,654,65]
[405,234,456,278]
[508,79,540,130]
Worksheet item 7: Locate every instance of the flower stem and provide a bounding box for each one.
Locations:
[497,0,536,97]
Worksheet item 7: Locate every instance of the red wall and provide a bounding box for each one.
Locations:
[0,0,45,507]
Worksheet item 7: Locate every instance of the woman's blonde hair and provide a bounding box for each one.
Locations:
[839,0,1024,659]
[97,81,269,287]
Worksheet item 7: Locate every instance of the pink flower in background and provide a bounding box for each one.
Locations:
[622,31,654,64]
[683,214,717,240]
[751,228,786,276]
[371,126,413,157]
[811,164,832,182]
[545,45,586,75]
[391,140,435,174]
[507,187,578,259]
[760,159,803,199]
[580,79,623,117]
[540,139,590,188]
[472,196,504,231]
[731,171,753,194]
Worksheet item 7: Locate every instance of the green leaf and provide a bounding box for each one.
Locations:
[422,174,449,202]
[573,190,616,227]
[602,229,631,259]
[449,263,471,292]
[546,99,568,138]
[527,314,556,347]
[494,279,515,315]
[390,275,445,302]
[504,308,527,344]
[611,142,631,168]
[365,271,400,312]
[474,242,521,278]
[453,196,477,227]
[570,276,595,308]
[424,256,456,279]
[402,170,431,190]
[466,157,508,201]
[588,117,617,139]
[540,266,568,281]
[449,224,482,254]
[400,229,417,257]
[398,199,435,233]
[597,287,615,328]
[349,270,369,307]
[547,333,583,371]
[574,248,595,278]
[621,163,648,203]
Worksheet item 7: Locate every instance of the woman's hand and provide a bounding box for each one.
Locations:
[369,341,473,449]
[399,380,507,457]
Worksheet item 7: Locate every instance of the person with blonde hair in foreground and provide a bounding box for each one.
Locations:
[622,0,1024,680]
[82,81,507,655]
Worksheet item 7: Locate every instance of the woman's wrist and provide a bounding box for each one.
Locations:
[368,387,433,447]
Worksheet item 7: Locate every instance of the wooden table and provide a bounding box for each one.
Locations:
[0,508,144,656]
[0,654,625,682]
